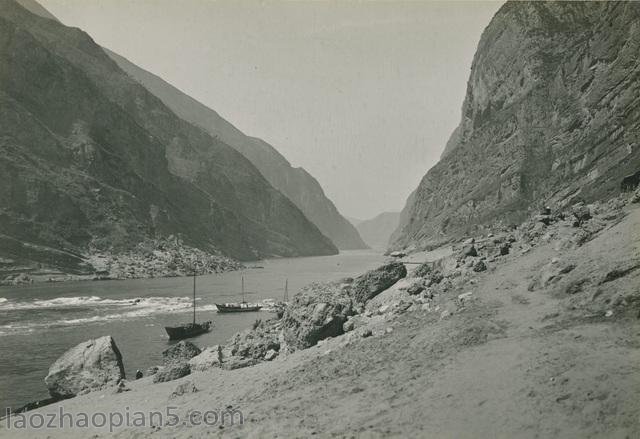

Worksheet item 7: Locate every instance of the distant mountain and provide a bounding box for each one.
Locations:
[13,0,54,20]
[103,50,367,251]
[392,1,640,251]
[355,212,400,251]
[0,0,337,272]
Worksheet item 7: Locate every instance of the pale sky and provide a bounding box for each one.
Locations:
[40,0,503,220]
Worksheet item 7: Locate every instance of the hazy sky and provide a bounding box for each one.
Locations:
[40,0,503,220]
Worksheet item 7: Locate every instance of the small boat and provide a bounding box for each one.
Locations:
[165,272,213,340]
[215,276,262,313]
[165,321,212,340]
[216,303,262,313]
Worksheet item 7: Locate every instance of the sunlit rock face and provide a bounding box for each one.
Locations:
[392,2,640,251]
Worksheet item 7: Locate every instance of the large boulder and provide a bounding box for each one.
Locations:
[350,262,407,306]
[162,341,201,365]
[282,281,354,350]
[44,336,125,399]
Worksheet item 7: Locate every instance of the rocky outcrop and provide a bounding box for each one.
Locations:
[0,0,337,275]
[151,341,201,383]
[221,319,282,367]
[104,50,367,251]
[44,336,125,399]
[282,263,407,350]
[355,212,401,250]
[350,262,408,307]
[162,341,201,365]
[87,236,241,280]
[392,2,640,252]
[153,364,191,384]
[282,281,354,350]
[188,345,222,372]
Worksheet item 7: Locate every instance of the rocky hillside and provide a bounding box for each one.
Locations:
[392,1,640,251]
[0,0,337,274]
[104,49,367,251]
[355,211,400,250]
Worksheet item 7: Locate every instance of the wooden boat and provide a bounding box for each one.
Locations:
[215,303,262,313]
[215,276,262,313]
[165,272,213,340]
[165,321,212,340]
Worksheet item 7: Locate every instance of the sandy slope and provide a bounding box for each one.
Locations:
[2,208,639,438]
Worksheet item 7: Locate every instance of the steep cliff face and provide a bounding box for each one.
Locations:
[0,0,337,271]
[392,1,640,251]
[105,50,367,251]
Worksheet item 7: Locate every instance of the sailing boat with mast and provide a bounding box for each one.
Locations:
[215,275,262,313]
[164,271,213,340]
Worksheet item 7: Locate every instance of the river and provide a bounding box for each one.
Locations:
[0,250,386,410]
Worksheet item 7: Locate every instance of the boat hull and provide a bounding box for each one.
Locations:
[164,321,212,340]
[215,304,262,313]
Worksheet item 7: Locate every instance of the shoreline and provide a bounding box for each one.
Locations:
[3,197,639,437]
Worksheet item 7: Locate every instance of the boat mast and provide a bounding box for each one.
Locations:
[284,278,289,302]
[192,270,196,325]
[242,275,245,303]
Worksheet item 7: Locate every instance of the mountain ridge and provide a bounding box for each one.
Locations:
[0,0,337,274]
[103,48,367,251]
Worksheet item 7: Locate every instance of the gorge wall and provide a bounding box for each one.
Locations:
[105,50,367,251]
[392,1,640,251]
[0,0,337,273]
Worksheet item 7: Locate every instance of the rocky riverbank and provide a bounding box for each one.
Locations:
[0,236,242,286]
[3,191,639,437]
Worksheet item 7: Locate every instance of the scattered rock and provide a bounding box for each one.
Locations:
[188,345,222,371]
[162,341,201,365]
[461,244,478,257]
[343,314,370,332]
[473,260,487,272]
[413,262,432,278]
[571,205,592,226]
[264,349,278,361]
[170,380,198,398]
[87,236,242,281]
[406,279,426,295]
[223,319,281,362]
[426,271,444,287]
[153,363,191,383]
[221,357,259,371]
[45,336,125,399]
